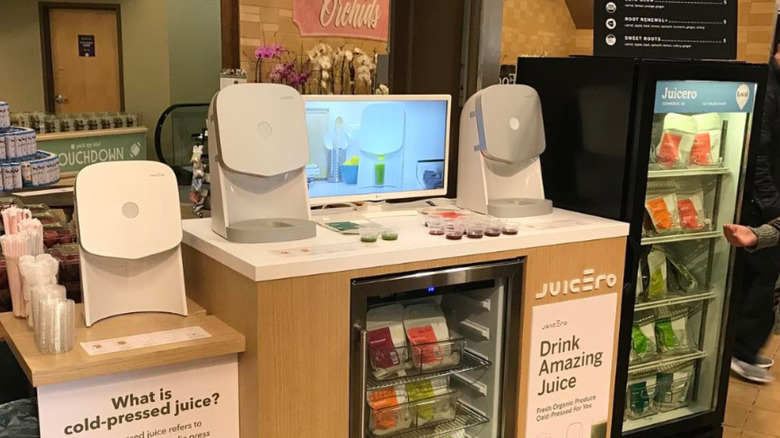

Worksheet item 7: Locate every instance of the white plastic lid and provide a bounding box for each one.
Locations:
[75,161,182,259]
[212,84,309,176]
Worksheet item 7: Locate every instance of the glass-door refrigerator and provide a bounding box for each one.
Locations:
[515,58,767,438]
[350,260,523,438]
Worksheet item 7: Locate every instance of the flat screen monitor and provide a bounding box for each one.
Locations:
[303,95,451,205]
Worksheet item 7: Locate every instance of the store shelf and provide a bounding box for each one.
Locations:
[641,230,721,246]
[628,350,708,374]
[648,167,731,179]
[635,291,717,311]
[367,350,491,391]
[376,403,489,438]
[623,404,710,433]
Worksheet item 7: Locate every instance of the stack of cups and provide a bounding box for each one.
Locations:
[19,254,59,328]
[36,287,74,355]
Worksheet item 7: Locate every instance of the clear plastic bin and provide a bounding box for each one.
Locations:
[625,380,659,419]
[657,373,693,412]
[369,332,466,381]
[368,392,459,437]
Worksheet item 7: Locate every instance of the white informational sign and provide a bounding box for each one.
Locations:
[38,355,239,438]
[526,293,618,438]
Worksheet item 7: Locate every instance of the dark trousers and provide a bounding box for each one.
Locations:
[734,245,780,364]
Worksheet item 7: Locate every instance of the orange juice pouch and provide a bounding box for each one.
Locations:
[645,195,678,232]
[407,325,444,366]
[369,386,407,430]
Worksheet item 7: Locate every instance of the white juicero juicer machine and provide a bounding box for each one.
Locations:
[75,161,188,327]
[208,83,316,243]
[457,84,553,217]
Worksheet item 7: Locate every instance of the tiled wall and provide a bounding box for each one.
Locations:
[500,0,577,61]
[239,0,388,81]
[502,0,777,64]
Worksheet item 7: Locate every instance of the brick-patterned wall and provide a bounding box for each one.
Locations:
[239,0,388,82]
[500,0,577,61]
[503,0,777,64]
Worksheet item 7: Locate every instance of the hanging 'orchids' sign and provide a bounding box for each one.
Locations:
[293,0,390,41]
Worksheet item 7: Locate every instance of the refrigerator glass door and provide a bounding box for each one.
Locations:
[625,80,757,432]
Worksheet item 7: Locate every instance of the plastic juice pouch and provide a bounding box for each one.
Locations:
[657,363,694,410]
[655,305,694,353]
[369,385,411,434]
[631,312,657,362]
[654,113,697,168]
[404,303,451,369]
[691,113,722,166]
[645,194,679,232]
[407,377,451,424]
[677,190,706,231]
[666,253,698,292]
[367,304,409,379]
[647,250,667,300]
[627,375,657,418]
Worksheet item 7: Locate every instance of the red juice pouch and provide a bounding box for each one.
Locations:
[368,327,402,369]
[406,325,444,366]
[657,133,682,168]
[690,133,713,166]
[677,191,706,230]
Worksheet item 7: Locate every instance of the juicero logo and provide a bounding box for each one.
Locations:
[535,268,618,299]
[736,84,750,110]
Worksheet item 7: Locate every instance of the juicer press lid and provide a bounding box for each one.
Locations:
[210,84,309,177]
[472,85,546,164]
[75,161,183,260]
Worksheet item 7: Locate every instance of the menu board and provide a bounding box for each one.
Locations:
[594,0,737,59]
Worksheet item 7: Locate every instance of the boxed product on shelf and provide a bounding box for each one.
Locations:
[50,243,81,303]
[43,226,75,248]
[33,210,63,227]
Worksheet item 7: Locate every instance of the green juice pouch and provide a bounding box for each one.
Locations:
[647,250,667,300]
[626,374,657,419]
[655,318,679,350]
[631,326,648,356]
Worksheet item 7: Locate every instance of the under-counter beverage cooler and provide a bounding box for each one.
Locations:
[516,58,768,438]
[350,260,523,438]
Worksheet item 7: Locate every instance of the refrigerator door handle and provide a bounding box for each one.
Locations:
[359,328,368,438]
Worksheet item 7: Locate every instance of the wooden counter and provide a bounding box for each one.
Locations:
[182,210,629,438]
[0,298,245,387]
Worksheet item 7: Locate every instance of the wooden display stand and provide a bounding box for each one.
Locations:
[0,299,245,437]
[181,209,629,438]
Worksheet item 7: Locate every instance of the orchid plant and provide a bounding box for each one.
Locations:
[254,42,384,95]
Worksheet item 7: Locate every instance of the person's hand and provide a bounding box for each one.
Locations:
[723,224,758,247]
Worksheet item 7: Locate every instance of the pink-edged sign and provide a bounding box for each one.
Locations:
[293,0,389,42]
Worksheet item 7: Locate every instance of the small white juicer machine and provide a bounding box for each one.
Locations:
[75,161,188,326]
[208,83,316,243]
[457,84,553,217]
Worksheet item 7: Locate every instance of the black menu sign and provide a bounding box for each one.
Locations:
[594,0,737,59]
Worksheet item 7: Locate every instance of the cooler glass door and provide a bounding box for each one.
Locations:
[622,63,764,436]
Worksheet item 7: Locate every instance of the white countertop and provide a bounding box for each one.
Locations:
[182,209,629,282]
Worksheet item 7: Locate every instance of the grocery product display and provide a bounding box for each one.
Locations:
[10,111,139,134]
[0,102,62,192]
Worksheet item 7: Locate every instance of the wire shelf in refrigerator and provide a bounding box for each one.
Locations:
[635,291,717,311]
[628,350,708,374]
[367,350,491,391]
[641,231,721,246]
[647,167,731,179]
[374,403,489,438]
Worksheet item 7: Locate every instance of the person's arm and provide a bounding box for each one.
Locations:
[724,219,780,251]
